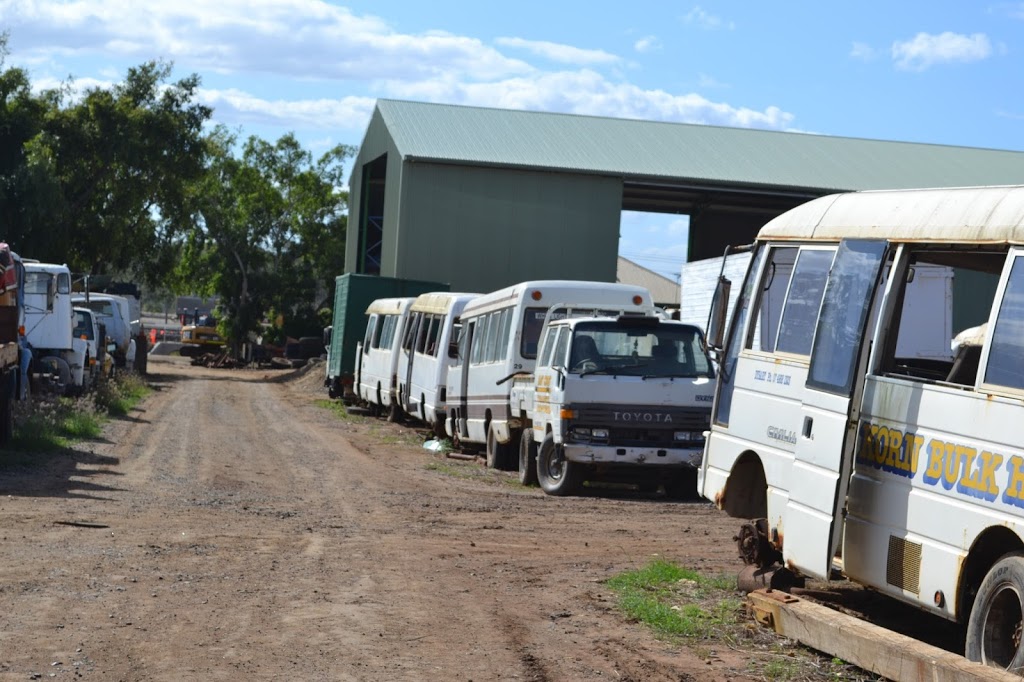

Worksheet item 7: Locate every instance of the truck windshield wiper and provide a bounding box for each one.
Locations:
[580,362,648,377]
[642,373,696,381]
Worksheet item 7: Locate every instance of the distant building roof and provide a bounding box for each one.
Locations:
[617,257,680,306]
[374,99,1024,194]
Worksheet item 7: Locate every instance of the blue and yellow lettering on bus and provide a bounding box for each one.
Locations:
[855,420,1024,508]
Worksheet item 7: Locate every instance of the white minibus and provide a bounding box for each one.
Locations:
[446,280,652,469]
[700,184,1024,671]
[355,297,415,420]
[395,292,478,436]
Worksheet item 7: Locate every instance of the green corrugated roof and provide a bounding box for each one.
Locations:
[374,99,1024,192]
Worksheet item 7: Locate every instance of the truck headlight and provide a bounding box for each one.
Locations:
[572,427,591,438]
[674,431,701,442]
[591,428,609,439]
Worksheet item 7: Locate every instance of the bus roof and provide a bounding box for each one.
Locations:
[409,292,478,315]
[758,184,1024,244]
[461,280,652,318]
[364,297,414,315]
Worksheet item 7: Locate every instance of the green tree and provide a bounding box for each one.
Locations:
[21,60,211,285]
[178,129,352,352]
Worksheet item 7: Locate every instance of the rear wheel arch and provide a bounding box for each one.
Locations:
[959,526,1024,624]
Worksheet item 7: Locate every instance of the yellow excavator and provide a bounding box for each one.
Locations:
[180,309,225,357]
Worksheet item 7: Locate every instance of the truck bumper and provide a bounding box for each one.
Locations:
[563,444,702,467]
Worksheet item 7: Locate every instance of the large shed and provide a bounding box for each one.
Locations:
[345,100,1024,293]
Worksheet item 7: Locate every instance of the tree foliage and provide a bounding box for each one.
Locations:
[0,33,354,353]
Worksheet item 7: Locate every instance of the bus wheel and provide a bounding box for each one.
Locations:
[485,422,512,470]
[518,428,538,486]
[537,433,582,496]
[387,400,403,423]
[966,553,1024,671]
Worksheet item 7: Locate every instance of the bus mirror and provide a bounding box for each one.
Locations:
[448,341,460,359]
[707,275,731,350]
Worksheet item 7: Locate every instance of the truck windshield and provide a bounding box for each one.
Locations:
[568,321,715,378]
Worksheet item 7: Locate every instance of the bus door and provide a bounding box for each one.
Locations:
[784,239,888,580]
[458,319,475,438]
[401,313,420,413]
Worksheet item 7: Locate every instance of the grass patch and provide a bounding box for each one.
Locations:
[605,560,883,681]
[314,399,354,420]
[606,560,741,639]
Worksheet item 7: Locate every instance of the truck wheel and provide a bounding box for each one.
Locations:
[486,422,513,470]
[537,433,582,496]
[0,397,12,446]
[518,428,538,486]
[664,469,699,501]
[966,553,1024,670]
[387,400,403,423]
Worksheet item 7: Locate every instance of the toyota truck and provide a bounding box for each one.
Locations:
[511,313,716,497]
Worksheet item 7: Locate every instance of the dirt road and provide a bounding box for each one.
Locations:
[0,358,771,681]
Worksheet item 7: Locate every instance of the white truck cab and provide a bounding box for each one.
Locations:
[23,262,88,394]
[513,314,716,496]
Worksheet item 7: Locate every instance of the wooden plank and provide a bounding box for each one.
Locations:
[748,590,1021,682]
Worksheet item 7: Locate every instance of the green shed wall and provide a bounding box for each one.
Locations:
[392,162,623,293]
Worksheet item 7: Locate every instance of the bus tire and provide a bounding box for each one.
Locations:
[966,553,1024,671]
[486,422,512,470]
[518,428,538,486]
[387,400,403,423]
[537,433,582,496]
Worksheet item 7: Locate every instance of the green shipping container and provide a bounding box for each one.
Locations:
[325,274,448,401]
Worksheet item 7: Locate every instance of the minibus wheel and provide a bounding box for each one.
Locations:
[966,553,1024,670]
[518,429,538,486]
[537,433,582,496]
[486,422,512,470]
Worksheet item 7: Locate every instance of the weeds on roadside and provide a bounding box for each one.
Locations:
[605,559,881,681]
[9,373,151,453]
[314,399,354,420]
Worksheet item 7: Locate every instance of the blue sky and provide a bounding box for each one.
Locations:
[2,1,1022,279]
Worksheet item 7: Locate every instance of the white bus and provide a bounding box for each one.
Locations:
[395,292,478,436]
[699,184,1024,670]
[446,280,652,469]
[355,297,415,420]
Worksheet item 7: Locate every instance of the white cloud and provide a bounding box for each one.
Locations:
[495,37,619,65]
[1,0,533,82]
[681,6,735,31]
[633,36,661,53]
[891,31,992,71]
[198,88,377,131]
[382,69,794,130]
[849,41,877,61]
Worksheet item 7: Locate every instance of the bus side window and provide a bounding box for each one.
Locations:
[879,248,1002,384]
[746,247,797,353]
[984,256,1024,390]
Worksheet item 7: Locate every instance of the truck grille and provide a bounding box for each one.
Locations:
[569,404,710,448]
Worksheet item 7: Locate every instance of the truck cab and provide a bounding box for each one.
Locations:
[514,314,716,496]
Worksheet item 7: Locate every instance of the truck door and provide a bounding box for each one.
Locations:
[784,239,888,580]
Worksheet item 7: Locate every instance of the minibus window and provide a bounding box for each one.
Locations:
[747,247,796,353]
[985,257,1024,390]
[715,247,765,426]
[470,315,485,364]
[776,249,834,355]
[521,307,549,358]
[496,308,513,362]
